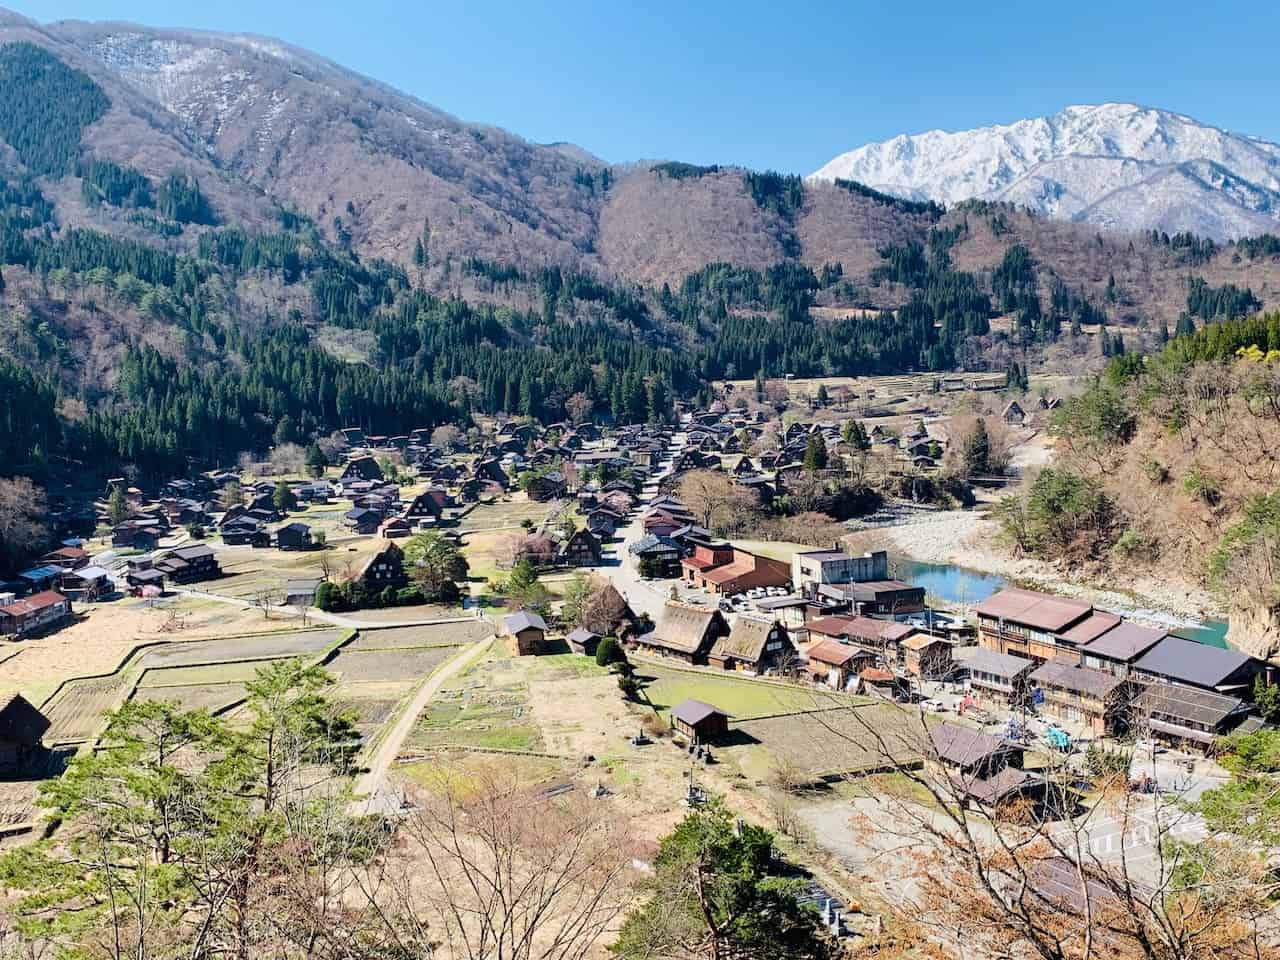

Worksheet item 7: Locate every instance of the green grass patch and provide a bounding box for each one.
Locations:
[640,667,829,720]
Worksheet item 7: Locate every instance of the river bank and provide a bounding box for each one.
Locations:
[844,505,1224,629]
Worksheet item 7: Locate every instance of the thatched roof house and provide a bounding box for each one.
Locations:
[632,601,729,665]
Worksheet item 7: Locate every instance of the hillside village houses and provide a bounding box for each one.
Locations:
[14,403,1274,759]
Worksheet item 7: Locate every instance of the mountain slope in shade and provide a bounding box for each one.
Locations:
[810,104,1280,239]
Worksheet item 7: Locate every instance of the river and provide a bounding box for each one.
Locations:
[891,556,1230,648]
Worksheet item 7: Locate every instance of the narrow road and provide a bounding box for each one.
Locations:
[350,635,494,815]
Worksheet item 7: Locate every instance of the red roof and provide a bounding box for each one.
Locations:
[806,639,863,667]
[0,591,68,618]
[860,668,896,682]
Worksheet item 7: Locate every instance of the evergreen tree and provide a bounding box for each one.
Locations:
[107,484,130,526]
[802,435,828,474]
[305,442,327,478]
[962,418,991,477]
[272,480,297,513]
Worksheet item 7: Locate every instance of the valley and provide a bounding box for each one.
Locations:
[0,6,1279,960]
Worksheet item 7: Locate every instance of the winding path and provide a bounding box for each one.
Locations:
[350,636,494,815]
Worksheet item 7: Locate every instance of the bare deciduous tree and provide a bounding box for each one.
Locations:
[402,771,635,960]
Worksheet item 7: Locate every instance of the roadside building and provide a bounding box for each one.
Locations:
[275,522,313,550]
[1078,622,1167,678]
[791,549,889,598]
[0,591,72,637]
[628,534,681,578]
[1131,635,1270,697]
[350,542,408,592]
[805,640,877,691]
[684,547,791,595]
[1029,659,1132,736]
[963,646,1036,711]
[974,588,1095,661]
[901,633,955,679]
[818,579,926,617]
[1132,684,1253,752]
[559,529,603,567]
[631,601,729,665]
[285,578,323,606]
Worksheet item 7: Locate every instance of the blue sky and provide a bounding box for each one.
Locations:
[13,0,1280,173]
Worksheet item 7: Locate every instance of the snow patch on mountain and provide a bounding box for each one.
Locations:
[810,104,1280,239]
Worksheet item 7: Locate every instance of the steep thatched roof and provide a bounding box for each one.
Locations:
[710,617,786,664]
[645,601,726,655]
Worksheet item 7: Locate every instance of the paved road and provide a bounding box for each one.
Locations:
[351,636,494,815]
[587,432,686,623]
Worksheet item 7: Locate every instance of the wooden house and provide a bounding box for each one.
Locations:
[275,522,313,550]
[1029,660,1131,736]
[503,611,548,656]
[632,601,729,665]
[567,627,601,657]
[351,543,408,591]
[559,529,602,567]
[342,456,384,482]
[0,591,72,637]
[670,699,730,744]
[707,617,794,673]
[1002,400,1026,426]
[378,516,412,539]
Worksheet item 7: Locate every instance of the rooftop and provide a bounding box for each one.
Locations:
[974,587,1092,633]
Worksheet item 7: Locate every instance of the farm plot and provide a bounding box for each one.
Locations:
[727,703,923,782]
[43,673,135,742]
[346,621,492,651]
[136,629,342,669]
[136,661,286,687]
[327,647,454,683]
[406,655,543,753]
[133,682,247,714]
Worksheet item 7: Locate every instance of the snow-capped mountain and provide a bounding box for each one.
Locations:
[810,104,1280,239]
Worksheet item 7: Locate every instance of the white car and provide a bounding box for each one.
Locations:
[919,699,948,714]
[1132,739,1164,755]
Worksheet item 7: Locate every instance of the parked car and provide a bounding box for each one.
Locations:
[919,699,948,714]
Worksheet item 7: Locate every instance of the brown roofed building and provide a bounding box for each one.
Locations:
[707,617,794,673]
[1029,659,1132,736]
[684,547,791,596]
[975,588,1094,661]
[0,591,72,638]
[669,699,730,743]
[805,640,877,690]
[632,601,729,665]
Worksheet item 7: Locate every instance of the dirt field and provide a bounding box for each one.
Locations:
[133,682,248,713]
[327,647,456,683]
[345,621,492,650]
[135,629,342,669]
[457,496,558,583]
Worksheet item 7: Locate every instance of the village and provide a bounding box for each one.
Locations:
[0,373,1263,938]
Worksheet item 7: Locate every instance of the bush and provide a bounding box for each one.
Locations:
[314,581,335,611]
[595,636,625,667]
[1085,743,1132,780]
[617,675,641,701]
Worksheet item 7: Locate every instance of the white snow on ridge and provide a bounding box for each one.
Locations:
[810,104,1280,239]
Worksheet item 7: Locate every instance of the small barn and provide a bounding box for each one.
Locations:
[503,610,548,656]
[670,699,731,744]
[567,627,601,657]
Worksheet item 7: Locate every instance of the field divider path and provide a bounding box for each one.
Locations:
[351,634,494,815]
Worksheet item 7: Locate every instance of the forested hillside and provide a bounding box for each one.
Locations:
[998,313,1280,658]
[1,21,1280,492]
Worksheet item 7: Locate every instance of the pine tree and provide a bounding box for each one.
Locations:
[305,443,327,478]
[802,435,828,474]
[962,418,991,477]
[107,484,130,526]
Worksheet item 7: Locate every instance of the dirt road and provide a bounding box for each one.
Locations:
[350,635,493,815]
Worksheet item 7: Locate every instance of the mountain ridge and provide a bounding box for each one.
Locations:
[810,103,1280,240]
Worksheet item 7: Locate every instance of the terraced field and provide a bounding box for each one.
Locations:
[327,646,455,683]
[43,673,135,742]
[345,621,492,651]
[136,630,342,669]
[133,682,248,713]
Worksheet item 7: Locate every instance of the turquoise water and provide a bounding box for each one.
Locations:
[893,558,1006,607]
[1173,618,1230,649]
[892,557,1231,648]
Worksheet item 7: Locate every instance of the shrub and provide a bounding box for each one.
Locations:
[595,636,624,667]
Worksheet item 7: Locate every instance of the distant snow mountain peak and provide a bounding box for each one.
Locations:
[810,103,1280,239]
